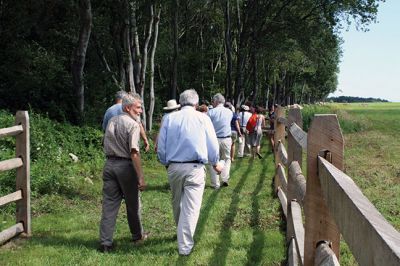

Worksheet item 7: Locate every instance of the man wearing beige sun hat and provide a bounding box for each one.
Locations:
[154,99,181,151]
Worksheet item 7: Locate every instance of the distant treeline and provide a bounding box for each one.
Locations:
[328,96,389,103]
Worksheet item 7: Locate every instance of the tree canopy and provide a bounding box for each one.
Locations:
[0,0,384,127]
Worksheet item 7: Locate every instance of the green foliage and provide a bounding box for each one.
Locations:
[0,110,104,199]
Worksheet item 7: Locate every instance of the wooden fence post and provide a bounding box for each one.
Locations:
[274,105,285,191]
[286,107,303,241]
[287,107,303,167]
[304,115,343,265]
[15,111,31,236]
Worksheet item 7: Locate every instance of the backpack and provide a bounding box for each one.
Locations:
[246,114,258,134]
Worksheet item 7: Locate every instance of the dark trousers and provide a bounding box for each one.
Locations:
[99,159,143,245]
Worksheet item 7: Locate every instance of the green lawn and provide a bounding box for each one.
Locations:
[0,148,286,265]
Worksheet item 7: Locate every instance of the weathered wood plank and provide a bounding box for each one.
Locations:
[288,238,299,266]
[0,190,22,207]
[289,123,307,150]
[288,161,306,207]
[277,116,288,126]
[319,156,400,266]
[15,111,31,236]
[278,141,288,166]
[274,105,286,191]
[0,222,24,245]
[0,158,23,172]
[277,186,287,218]
[0,125,23,139]
[277,163,288,193]
[315,242,340,266]
[304,115,343,265]
[292,201,305,266]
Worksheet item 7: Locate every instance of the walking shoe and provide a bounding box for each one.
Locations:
[97,244,114,253]
[222,181,229,187]
[133,232,150,244]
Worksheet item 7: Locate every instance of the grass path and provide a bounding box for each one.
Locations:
[0,147,285,265]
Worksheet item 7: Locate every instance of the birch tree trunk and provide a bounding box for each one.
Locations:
[171,0,179,100]
[139,4,154,131]
[71,0,92,124]
[147,6,161,132]
[122,0,135,92]
[224,0,233,101]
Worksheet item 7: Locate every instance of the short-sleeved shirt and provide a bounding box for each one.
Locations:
[103,113,141,158]
[231,113,239,132]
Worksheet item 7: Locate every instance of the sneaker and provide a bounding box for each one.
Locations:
[133,232,150,244]
[97,244,114,253]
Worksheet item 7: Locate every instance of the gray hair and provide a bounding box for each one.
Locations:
[213,93,225,104]
[115,90,128,100]
[122,92,142,110]
[179,89,199,107]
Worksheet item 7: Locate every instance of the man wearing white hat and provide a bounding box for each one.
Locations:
[237,105,252,158]
[154,99,181,152]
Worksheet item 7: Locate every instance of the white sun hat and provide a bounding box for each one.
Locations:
[163,99,181,111]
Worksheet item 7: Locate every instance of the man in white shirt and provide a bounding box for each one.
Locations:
[157,89,223,256]
[207,93,233,188]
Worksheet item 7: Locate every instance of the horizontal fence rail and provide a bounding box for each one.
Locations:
[0,125,23,139]
[318,156,400,266]
[0,190,22,207]
[0,158,23,172]
[270,105,400,265]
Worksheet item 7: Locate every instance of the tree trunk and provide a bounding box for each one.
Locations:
[224,0,233,101]
[147,6,161,132]
[171,0,179,100]
[122,0,135,93]
[71,0,92,124]
[139,4,154,131]
[131,1,142,90]
[250,38,258,105]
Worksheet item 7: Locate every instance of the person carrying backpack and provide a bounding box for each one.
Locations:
[246,106,266,159]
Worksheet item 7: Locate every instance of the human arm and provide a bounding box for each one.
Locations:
[235,119,242,137]
[139,122,150,152]
[130,149,146,191]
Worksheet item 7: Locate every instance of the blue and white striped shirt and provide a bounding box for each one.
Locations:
[157,106,220,166]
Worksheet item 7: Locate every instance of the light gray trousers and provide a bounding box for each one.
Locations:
[168,163,205,255]
[100,159,143,246]
[210,137,232,188]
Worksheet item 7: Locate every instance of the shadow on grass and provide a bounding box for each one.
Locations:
[25,233,178,255]
[145,182,170,192]
[245,158,268,265]
[207,160,253,265]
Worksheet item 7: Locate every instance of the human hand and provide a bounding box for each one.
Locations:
[138,178,146,191]
[213,162,224,175]
[144,142,150,152]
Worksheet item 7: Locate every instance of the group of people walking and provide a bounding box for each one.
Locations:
[98,89,275,256]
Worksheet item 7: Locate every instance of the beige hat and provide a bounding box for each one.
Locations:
[241,105,250,111]
[163,99,181,110]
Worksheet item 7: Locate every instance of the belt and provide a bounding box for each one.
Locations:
[217,136,231,139]
[169,160,202,164]
[106,156,131,161]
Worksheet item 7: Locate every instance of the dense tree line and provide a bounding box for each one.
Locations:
[0,0,383,128]
[328,96,389,103]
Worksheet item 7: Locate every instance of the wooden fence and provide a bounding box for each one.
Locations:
[272,105,400,266]
[0,111,31,245]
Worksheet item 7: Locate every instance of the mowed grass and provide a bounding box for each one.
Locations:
[0,147,285,265]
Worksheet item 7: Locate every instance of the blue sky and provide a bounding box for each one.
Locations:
[330,0,400,102]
